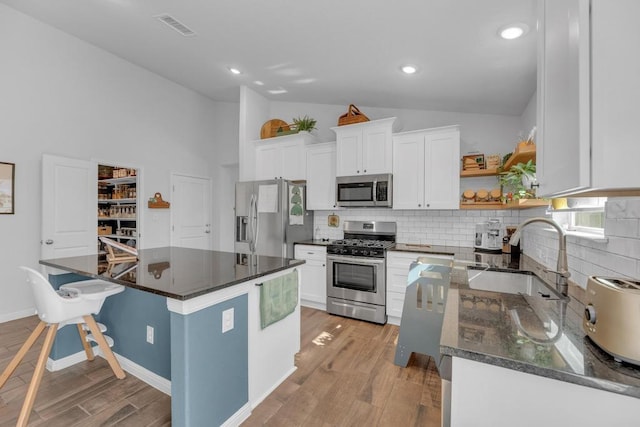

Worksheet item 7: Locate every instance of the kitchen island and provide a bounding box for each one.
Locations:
[40,247,304,427]
[439,261,640,426]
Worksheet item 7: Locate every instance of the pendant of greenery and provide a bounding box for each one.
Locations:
[498,160,536,200]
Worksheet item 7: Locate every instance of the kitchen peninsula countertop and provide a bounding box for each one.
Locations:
[440,263,640,399]
[40,247,304,300]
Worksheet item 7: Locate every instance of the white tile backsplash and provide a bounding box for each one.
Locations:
[521,198,640,288]
[313,197,640,288]
[313,209,519,247]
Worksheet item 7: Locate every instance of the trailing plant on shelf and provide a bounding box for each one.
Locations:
[292,115,317,133]
[498,160,537,200]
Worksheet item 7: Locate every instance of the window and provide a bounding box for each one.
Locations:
[551,197,606,235]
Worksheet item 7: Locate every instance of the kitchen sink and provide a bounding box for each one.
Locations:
[466,268,566,300]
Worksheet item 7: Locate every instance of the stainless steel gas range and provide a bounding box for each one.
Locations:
[326,221,396,324]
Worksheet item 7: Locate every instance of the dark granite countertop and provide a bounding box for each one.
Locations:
[440,263,640,399]
[295,239,333,247]
[41,247,304,301]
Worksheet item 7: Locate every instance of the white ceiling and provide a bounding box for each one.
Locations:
[1,0,537,115]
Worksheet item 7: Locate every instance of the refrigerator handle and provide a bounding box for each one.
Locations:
[249,195,255,252]
[253,194,260,253]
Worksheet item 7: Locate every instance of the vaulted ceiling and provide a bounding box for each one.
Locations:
[1,0,537,115]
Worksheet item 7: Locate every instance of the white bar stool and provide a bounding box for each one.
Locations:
[0,267,126,427]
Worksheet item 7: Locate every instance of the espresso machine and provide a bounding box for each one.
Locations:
[474,219,503,252]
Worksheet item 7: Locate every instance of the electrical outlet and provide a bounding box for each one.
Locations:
[222,308,234,333]
[146,325,154,344]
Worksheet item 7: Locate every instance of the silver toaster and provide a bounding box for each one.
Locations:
[584,276,640,365]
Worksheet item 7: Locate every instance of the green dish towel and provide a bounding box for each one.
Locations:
[260,269,299,329]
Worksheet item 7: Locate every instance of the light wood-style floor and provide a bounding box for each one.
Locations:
[0,315,171,426]
[1,308,441,426]
[242,307,442,426]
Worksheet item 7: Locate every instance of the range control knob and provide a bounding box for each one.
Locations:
[585,304,597,324]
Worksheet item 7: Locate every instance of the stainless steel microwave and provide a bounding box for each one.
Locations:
[336,174,392,208]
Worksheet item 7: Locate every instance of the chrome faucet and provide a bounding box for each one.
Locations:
[509,217,570,296]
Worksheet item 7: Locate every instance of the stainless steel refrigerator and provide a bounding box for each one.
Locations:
[235,179,313,258]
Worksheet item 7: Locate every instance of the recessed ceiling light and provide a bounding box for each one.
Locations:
[499,23,529,40]
[253,80,264,86]
[228,67,242,75]
[401,65,417,75]
[268,89,287,95]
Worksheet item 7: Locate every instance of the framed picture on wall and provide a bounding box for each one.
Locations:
[0,162,15,214]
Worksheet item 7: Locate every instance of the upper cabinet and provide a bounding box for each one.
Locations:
[331,117,395,176]
[392,126,460,210]
[306,142,339,210]
[253,132,318,181]
[537,0,640,197]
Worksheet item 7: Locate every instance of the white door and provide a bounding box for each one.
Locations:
[392,133,425,209]
[42,154,97,259]
[362,123,393,174]
[171,174,212,250]
[424,130,460,209]
[335,127,362,176]
[306,143,337,210]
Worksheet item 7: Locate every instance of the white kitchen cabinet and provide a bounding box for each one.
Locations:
[392,126,460,210]
[386,251,453,326]
[537,0,640,197]
[294,244,327,310]
[331,117,395,176]
[253,132,317,181]
[450,356,639,426]
[306,142,339,210]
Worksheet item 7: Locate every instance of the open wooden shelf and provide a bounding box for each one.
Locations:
[503,145,536,171]
[505,199,549,209]
[460,201,503,210]
[460,168,499,178]
[459,199,549,210]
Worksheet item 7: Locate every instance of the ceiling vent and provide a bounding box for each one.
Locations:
[154,14,195,37]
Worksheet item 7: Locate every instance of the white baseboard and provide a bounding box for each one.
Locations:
[251,366,297,409]
[47,348,171,396]
[300,300,326,311]
[387,315,401,326]
[221,402,252,427]
[0,307,36,324]
[115,353,171,396]
[46,349,89,372]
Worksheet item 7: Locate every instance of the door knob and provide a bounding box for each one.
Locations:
[45,239,54,245]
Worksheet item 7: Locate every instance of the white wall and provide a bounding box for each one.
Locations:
[269,101,526,155]
[0,4,234,320]
[520,92,537,140]
[209,101,240,251]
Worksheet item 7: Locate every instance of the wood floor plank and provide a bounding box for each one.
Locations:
[112,393,171,427]
[2,308,441,426]
[377,379,423,426]
[339,398,383,427]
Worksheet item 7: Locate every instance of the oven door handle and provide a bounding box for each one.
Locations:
[326,255,385,265]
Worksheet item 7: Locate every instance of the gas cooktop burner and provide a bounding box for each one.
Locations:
[327,239,395,258]
[331,239,395,249]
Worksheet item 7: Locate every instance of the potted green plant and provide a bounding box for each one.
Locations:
[292,115,317,133]
[498,160,537,200]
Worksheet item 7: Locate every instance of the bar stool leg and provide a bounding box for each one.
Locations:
[77,324,95,361]
[16,323,58,427]
[83,315,125,379]
[0,321,47,389]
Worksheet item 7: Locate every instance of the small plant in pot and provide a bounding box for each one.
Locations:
[292,115,317,133]
[498,160,537,200]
